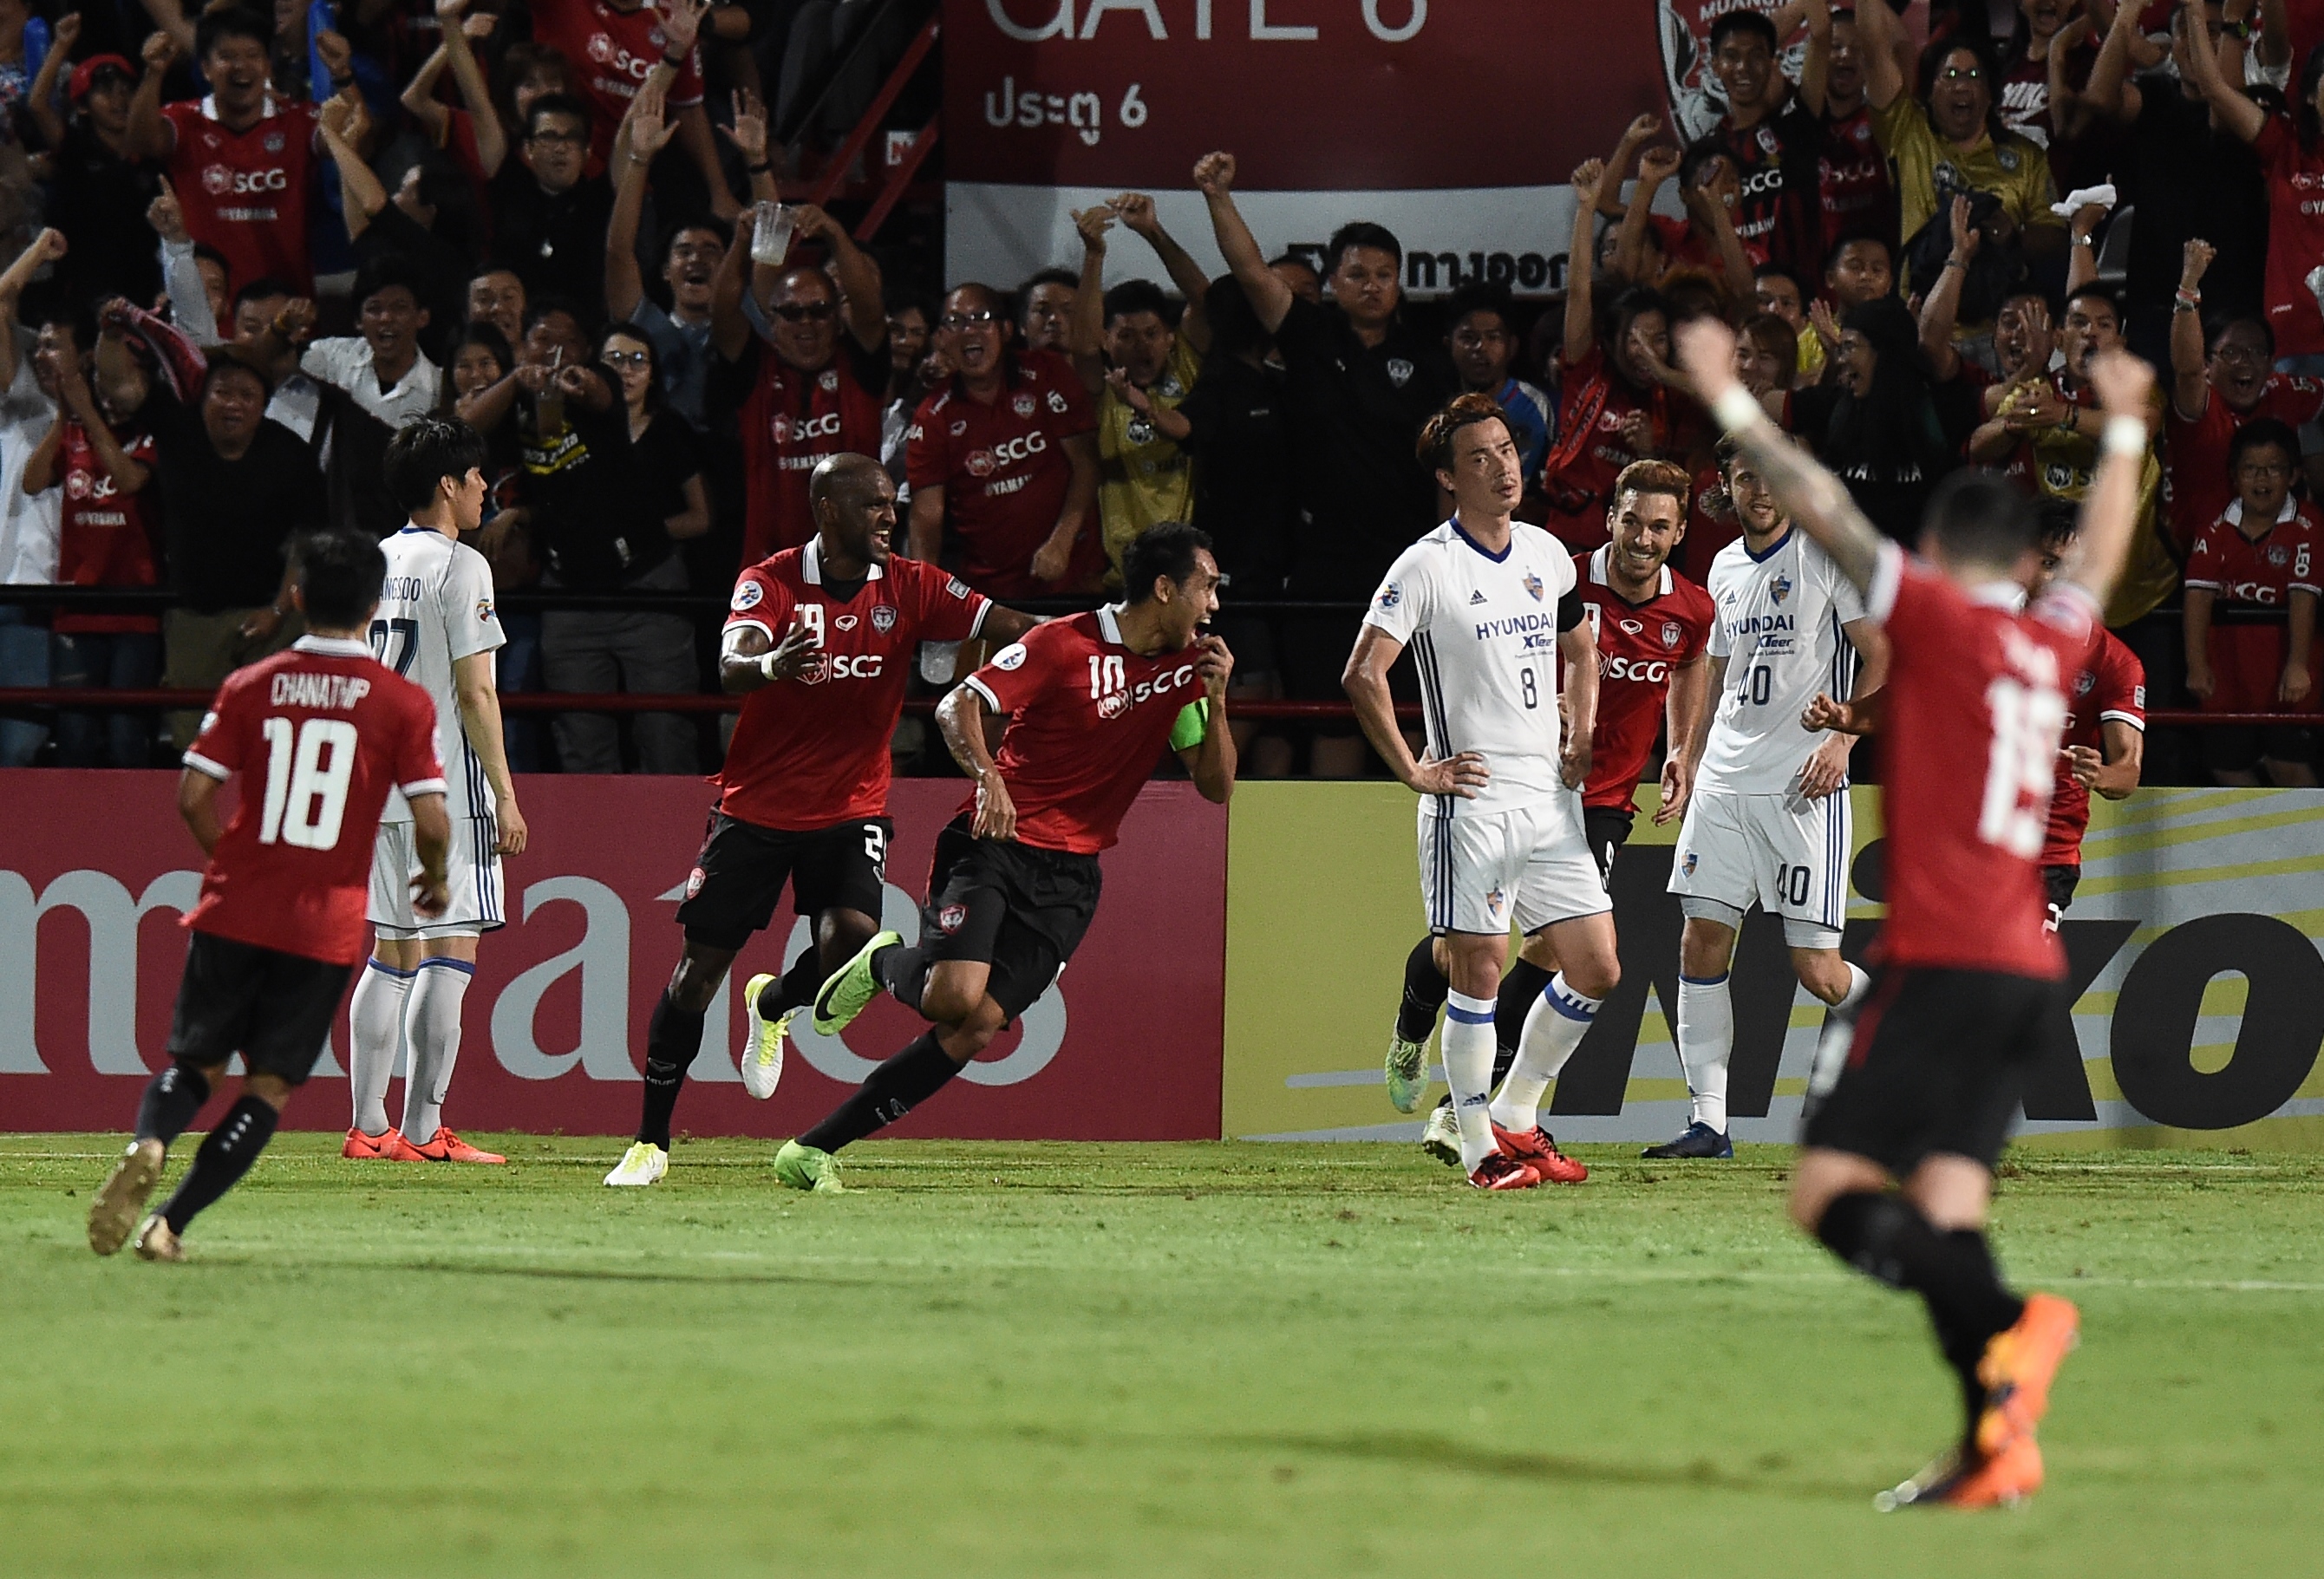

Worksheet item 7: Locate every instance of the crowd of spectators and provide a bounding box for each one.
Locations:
[0,0,2315,789]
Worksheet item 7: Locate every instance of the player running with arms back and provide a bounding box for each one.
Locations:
[345,418,527,1166]
[1348,393,1617,1191]
[89,530,451,1262]
[1644,432,1890,1158]
[1387,460,1714,1169]
[785,523,1235,1191]
[1678,316,2152,1509]
[606,453,1040,1187]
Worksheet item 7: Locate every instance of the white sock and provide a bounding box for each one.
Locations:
[1808,962,1874,1099]
[349,959,413,1136]
[399,957,474,1145]
[1442,990,1499,1172]
[1675,972,1733,1133]
[1490,973,1603,1133]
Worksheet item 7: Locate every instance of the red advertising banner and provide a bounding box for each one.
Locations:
[0,772,1226,1140]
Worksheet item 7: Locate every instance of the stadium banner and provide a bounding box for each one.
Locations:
[941,0,1669,296]
[0,773,1226,1140]
[1222,782,2324,1151]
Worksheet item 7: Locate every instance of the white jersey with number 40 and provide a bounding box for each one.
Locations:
[370,525,505,823]
[1695,526,1867,798]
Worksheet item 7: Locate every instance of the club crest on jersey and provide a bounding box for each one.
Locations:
[1661,621,1682,648]
[819,369,839,392]
[2077,671,2096,695]
[938,903,968,934]
[685,866,707,899]
[731,580,764,611]
[834,614,858,631]
[263,132,285,153]
[872,605,898,631]
[1523,573,1544,601]
[1770,573,1793,605]
[2269,545,2289,565]
[1013,392,1037,417]
[1386,358,1414,388]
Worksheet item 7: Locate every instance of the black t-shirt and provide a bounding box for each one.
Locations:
[487,167,616,310]
[629,407,704,527]
[50,126,162,307]
[1176,355,1293,593]
[1270,295,1455,592]
[145,389,328,611]
[519,393,672,590]
[2125,80,2267,325]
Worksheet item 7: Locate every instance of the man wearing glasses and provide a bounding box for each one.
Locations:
[489,95,616,307]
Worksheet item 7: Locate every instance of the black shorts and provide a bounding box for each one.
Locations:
[676,811,891,950]
[919,815,1102,1022]
[166,930,354,1086]
[1584,806,1635,890]
[2041,864,2080,932]
[1802,965,2062,1175]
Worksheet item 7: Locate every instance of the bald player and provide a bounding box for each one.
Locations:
[606,454,1041,1186]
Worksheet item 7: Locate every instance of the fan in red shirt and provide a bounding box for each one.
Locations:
[88,530,449,1265]
[128,15,325,296]
[529,0,720,189]
[2164,246,2324,553]
[609,456,1041,1185]
[906,284,1103,597]
[769,524,1236,1192]
[1679,316,2157,1513]
[2183,419,2323,786]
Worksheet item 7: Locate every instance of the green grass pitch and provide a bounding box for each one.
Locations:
[5,1134,2321,1576]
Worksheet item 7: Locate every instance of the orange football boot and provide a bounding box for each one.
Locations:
[1976,1293,2080,1454]
[1874,1436,2045,1511]
[343,1127,406,1160]
[407,1128,505,1165]
[1490,1122,1590,1183]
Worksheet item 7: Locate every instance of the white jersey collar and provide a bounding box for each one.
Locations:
[802,537,884,586]
[1969,579,2029,612]
[1096,603,1126,644]
[1589,543,1673,600]
[293,635,373,658]
[2223,497,2299,531]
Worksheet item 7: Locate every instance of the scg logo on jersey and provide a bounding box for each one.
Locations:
[586,32,660,82]
[990,433,1048,467]
[1603,656,1672,683]
[773,410,844,445]
[201,164,287,195]
[799,653,885,685]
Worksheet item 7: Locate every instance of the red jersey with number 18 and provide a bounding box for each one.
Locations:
[1574,547,1715,812]
[719,543,992,831]
[961,607,1209,855]
[180,636,445,966]
[1865,545,2096,978]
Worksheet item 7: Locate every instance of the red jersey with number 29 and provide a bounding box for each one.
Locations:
[961,606,1208,855]
[719,543,992,831]
[180,636,445,966]
[1865,545,2097,978]
[1573,547,1715,812]
[2042,628,2145,869]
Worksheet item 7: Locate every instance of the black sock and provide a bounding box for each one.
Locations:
[636,990,706,1149]
[158,1096,278,1233]
[134,1062,211,1145]
[758,946,827,1019]
[799,1033,960,1153]
[1496,958,1553,1054]
[872,941,928,1015]
[1394,937,1449,1043]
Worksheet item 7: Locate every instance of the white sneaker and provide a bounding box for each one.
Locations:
[1419,1105,1463,1169]
[604,1142,669,1187]
[739,973,791,1101]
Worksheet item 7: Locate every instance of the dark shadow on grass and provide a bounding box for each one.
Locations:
[1237,1430,1863,1503]
[185,1255,879,1289]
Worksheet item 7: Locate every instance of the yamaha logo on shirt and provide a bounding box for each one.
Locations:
[1387,358,1414,388]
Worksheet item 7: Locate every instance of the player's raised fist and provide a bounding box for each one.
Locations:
[1191,153,1236,198]
[1674,316,1740,404]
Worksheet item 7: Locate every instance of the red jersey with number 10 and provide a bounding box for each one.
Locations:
[961,607,1208,854]
[719,543,991,831]
[1572,547,1714,812]
[181,636,445,966]
[2042,628,2145,870]
[1866,545,2096,978]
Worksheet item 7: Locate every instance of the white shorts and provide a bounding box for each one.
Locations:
[368,816,505,940]
[1667,787,1850,949]
[1418,794,1610,937]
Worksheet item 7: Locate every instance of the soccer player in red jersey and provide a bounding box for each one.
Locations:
[1680,316,2155,1510]
[2031,510,2147,924]
[605,455,1040,1186]
[2184,419,2321,786]
[774,524,1236,1192]
[1389,459,1714,1168]
[88,530,451,1263]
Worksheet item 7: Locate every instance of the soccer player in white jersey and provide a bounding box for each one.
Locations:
[1646,434,1889,1158]
[1345,393,1619,1190]
[343,418,528,1165]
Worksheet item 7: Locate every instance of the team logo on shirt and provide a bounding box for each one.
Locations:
[872,605,898,631]
[1682,851,1699,876]
[938,903,968,934]
[1013,392,1037,417]
[819,369,839,392]
[1770,573,1792,605]
[731,580,765,610]
[1387,358,1414,388]
[1661,621,1682,648]
[2269,545,2289,565]
[263,132,285,153]
[1485,886,1507,921]
[685,866,707,899]
[1522,573,1544,601]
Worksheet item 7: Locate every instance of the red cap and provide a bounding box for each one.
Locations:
[69,55,136,105]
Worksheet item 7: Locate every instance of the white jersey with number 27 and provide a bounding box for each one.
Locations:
[371,525,505,823]
[1695,526,1867,797]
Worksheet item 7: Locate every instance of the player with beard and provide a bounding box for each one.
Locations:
[784,524,1236,1192]
[1392,459,1714,1169]
[1679,315,2152,1511]
[605,454,1038,1186]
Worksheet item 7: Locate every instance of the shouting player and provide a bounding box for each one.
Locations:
[605,453,1039,1187]
[782,523,1235,1192]
[1645,434,1889,1158]
[345,418,526,1166]
[1388,459,1713,1168]
[88,530,451,1262]
[1680,316,2151,1509]
[1348,393,1616,1191]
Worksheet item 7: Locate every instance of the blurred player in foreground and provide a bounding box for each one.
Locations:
[345,418,526,1166]
[1679,316,2152,1509]
[787,523,1235,1191]
[1390,459,1713,1169]
[88,530,451,1262]
[1347,394,1616,1191]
